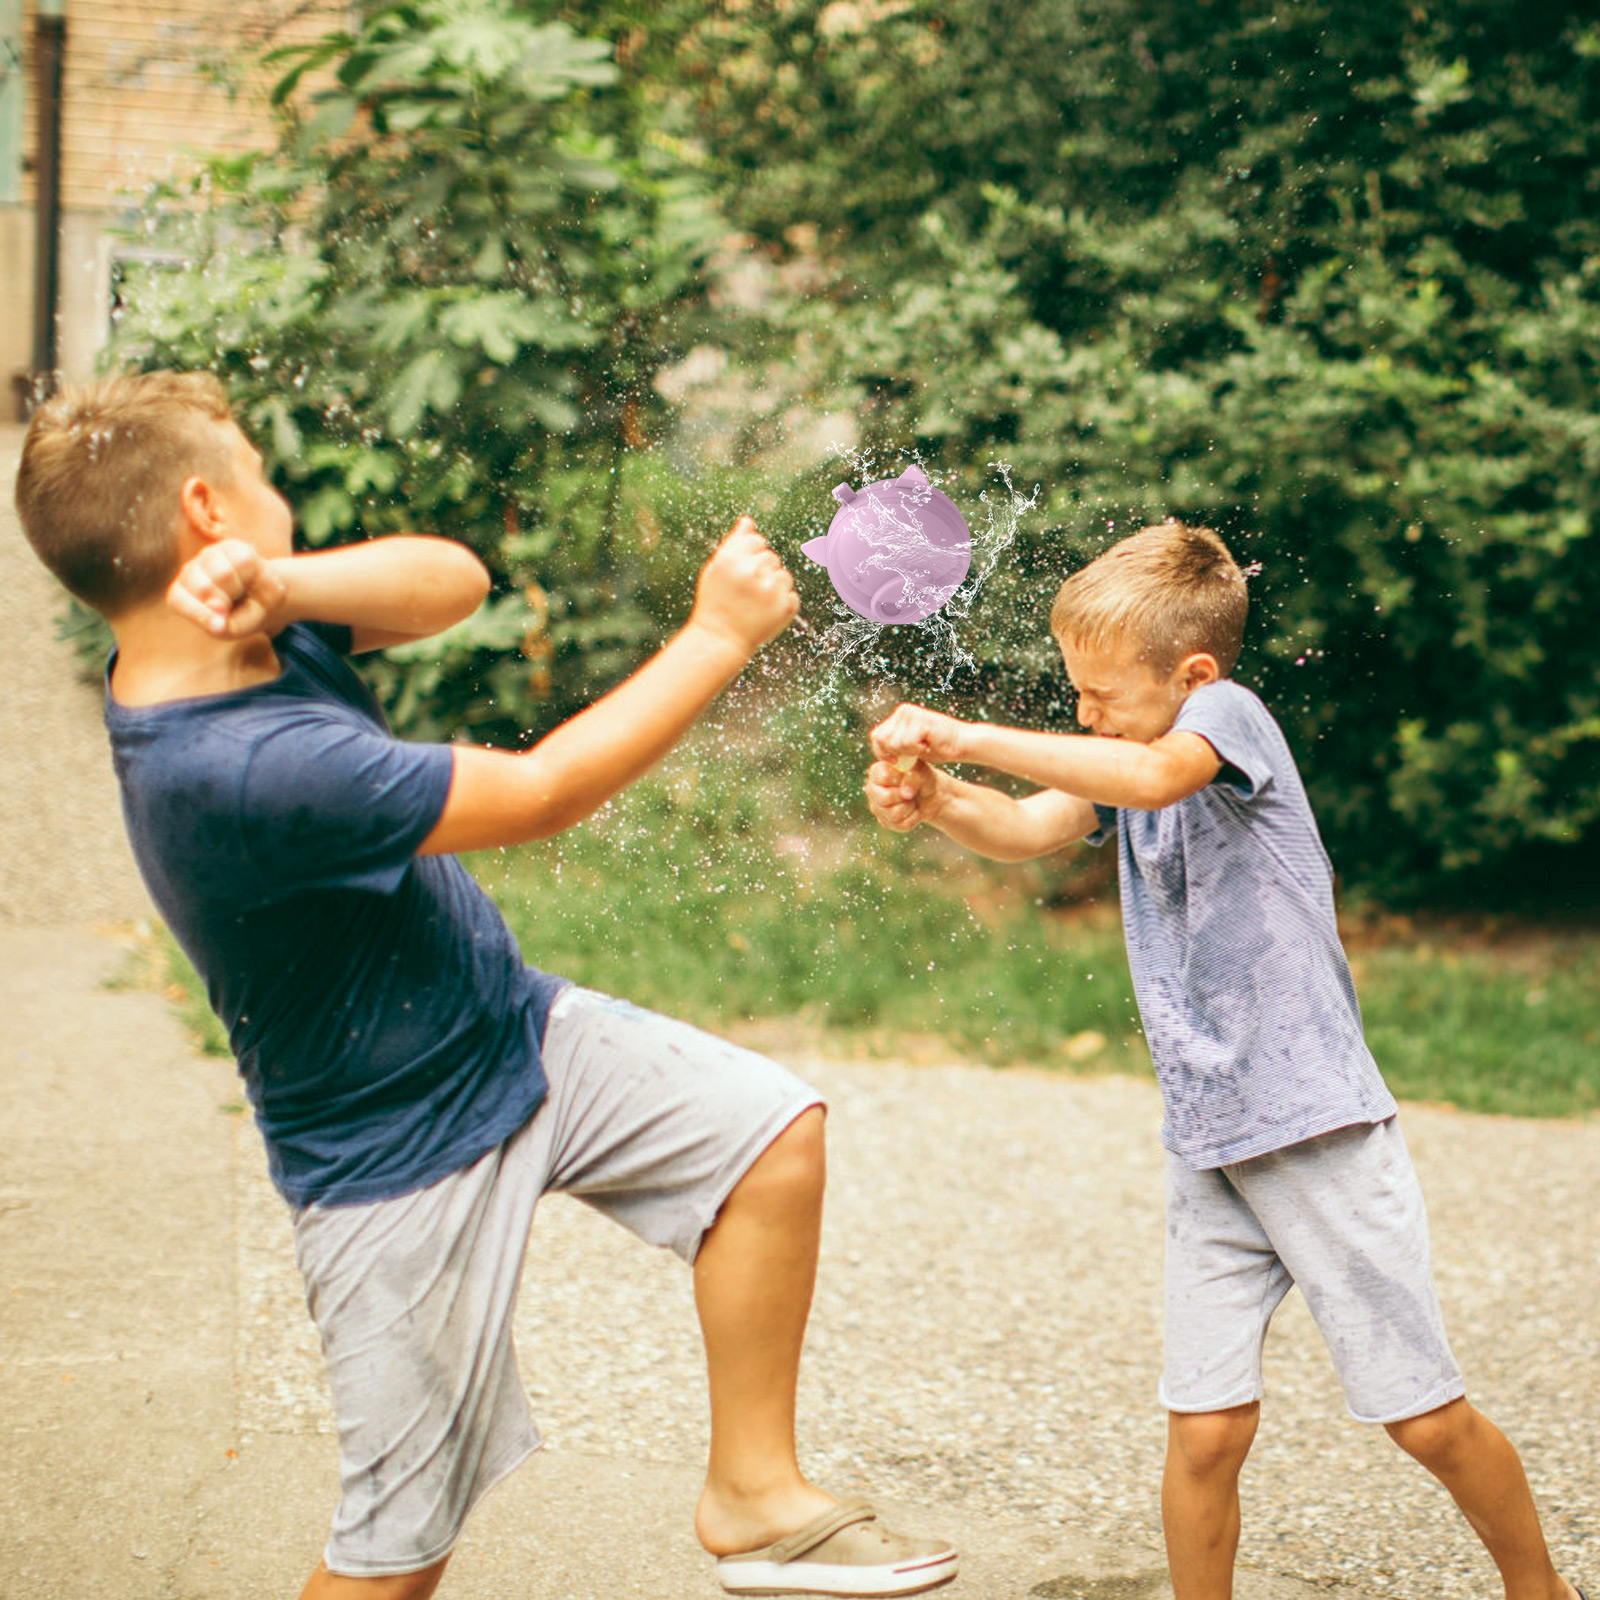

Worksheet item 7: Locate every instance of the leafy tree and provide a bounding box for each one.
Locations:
[629,0,1600,901]
[106,0,1600,900]
[110,0,722,742]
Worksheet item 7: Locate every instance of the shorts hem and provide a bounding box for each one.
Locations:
[321,1436,543,1579]
[1159,1383,1262,1414]
[1347,1379,1467,1427]
[681,1092,827,1265]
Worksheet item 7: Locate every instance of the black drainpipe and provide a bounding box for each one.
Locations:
[28,0,65,407]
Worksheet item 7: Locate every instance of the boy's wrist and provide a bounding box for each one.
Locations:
[918,768,957,830]
[264,556,308,631]
[953,720,992,767]
[678,617,756,674]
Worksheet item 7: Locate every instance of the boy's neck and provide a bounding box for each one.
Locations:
[108,605,282,707]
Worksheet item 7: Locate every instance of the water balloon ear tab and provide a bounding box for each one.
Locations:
[802,465,971,625]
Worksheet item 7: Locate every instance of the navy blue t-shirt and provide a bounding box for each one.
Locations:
[105,622,565,1207]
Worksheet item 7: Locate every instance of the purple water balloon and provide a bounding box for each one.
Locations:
[801,464,971,624]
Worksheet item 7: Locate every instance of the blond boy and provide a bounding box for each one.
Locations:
[14,371,957,1600]
[865,520,1581,1600]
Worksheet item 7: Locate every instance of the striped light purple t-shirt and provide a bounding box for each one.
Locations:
[1091,679,1397,1170]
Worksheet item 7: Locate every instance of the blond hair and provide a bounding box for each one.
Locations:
[14,370,238,616]
[1050,520,1248,675]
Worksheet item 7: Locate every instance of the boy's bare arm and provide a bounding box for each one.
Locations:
[865,758,1097,860]
[168,536,491,652]
[418,520,797,854]
[872,703,1220,810]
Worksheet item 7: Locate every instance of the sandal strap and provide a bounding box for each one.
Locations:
[765,1499,878,1565]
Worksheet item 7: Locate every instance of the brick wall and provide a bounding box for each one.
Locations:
[4,1,342,390]
[21,0,341,214]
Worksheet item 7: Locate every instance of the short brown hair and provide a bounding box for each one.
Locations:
[14,370,238,616]
[1050,520,1248,675]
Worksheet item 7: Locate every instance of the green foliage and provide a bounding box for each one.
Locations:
[638,0,1600,901]
[108,0,723,741]
[1356,937,1600,1117]
[101,0,1600,901]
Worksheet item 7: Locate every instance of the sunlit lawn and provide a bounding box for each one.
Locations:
[471,764,1600,1119]
[149,739,1600,1121]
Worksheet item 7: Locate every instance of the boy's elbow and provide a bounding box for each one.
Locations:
[1126,780,1179,811]
[455,549,493,611]
[1126,754,1198,811]
[424,536,490,606]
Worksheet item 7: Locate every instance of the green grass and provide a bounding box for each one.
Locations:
[470,758,1148,1075]
[1353,938,1600,1117]
[143,736,1600,1120]
[110,928,232,1059]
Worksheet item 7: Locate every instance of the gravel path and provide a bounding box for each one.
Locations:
[5,424,1595,1597]
[235,1048,1599,1600]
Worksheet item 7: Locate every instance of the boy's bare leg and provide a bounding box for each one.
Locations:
[1162,1403,1261,1600]
[1385,1399,1575,1600]
[692,1105,839,1556]
[297,1554,449,1600]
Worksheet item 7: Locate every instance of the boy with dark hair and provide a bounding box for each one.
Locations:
[864,519,1581,1600]
[15,370,957,1600]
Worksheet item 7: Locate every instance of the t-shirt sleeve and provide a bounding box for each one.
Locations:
[1084,802,1119,847]
[238,712,455,901]
[1174,683,1279,801]
[292,620,354,656]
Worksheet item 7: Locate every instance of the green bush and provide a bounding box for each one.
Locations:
[103,0,1600,902]
[107,0,722,743]
[644,0,1600,902]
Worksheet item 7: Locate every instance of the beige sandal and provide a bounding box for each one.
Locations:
[714,1498,958,1596]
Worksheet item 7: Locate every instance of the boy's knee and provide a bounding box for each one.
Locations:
[738,1106,827,1205]
[1167,1404,1259,1478]
[1385,1398,1473,1468]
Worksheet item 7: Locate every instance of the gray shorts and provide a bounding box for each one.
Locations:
[1162,1116,1465,1424]
[291,986,825,1579]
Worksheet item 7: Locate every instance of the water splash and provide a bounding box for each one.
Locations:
[798,445,1041,698]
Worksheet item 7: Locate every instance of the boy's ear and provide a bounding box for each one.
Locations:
[178,474,227,542]
[1179,652,1221,689]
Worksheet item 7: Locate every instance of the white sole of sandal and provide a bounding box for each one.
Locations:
[716,1546,959,1596]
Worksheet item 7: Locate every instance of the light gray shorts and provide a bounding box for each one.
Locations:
[291,985,825,1579]
[1162,1116,1465,1424]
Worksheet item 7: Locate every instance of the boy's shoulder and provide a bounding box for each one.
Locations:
[109,624,452,908]
[1171,678,1310,808]
[1177,677,1288,745]
[106,623,405,812]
